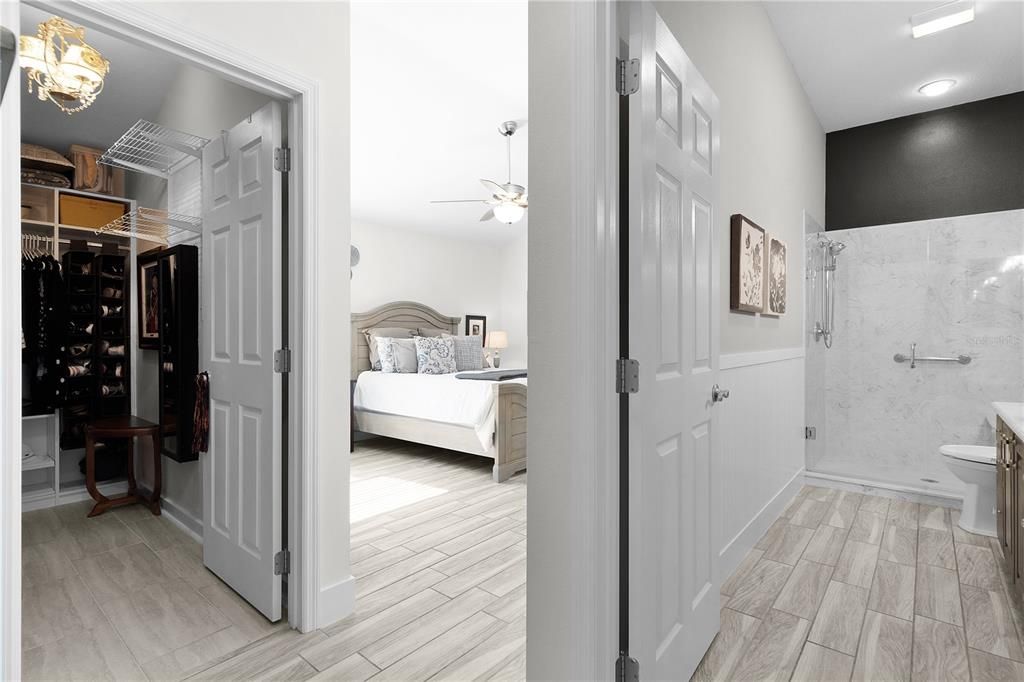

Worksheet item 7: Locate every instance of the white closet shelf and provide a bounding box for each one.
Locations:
[99,120,209,178]
[96,208,201,245]
[22,452,55,472]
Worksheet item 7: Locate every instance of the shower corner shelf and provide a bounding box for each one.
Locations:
[99,120,209,179]
[96,208,201,245]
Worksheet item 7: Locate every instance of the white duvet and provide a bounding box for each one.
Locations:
[353,370,526,430]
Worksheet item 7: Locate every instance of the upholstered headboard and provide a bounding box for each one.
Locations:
[351,301,461,379]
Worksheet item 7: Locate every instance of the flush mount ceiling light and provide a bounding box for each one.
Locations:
[919,79,957,96]
[19,16,109,115]
[911,1,975,38]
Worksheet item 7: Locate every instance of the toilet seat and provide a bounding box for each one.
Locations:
[940,444,997,465]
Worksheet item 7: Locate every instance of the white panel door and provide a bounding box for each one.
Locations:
[201,101,283,621]
[627,3,721,679]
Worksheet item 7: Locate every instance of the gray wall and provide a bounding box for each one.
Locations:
[826,92,1024,230]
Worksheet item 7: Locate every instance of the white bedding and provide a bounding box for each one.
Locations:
[353,370,526,430]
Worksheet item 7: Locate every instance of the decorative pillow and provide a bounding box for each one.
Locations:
[364,326,413,370]
[414,336,457,374]
[452,335,484,371]
[416,327,448,337]
[378,337,418,373]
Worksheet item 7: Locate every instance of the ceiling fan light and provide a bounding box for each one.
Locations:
[493,202,525,224]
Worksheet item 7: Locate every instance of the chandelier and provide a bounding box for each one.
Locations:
[19,16,109,115]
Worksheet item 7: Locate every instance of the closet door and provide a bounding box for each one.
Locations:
[201,101,284,621]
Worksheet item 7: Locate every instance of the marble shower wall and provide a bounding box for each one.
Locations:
[805,209,1024,493]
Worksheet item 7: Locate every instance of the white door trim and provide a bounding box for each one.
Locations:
[10,0,324,637]
[525,1,620,678]
[1,1,22,677]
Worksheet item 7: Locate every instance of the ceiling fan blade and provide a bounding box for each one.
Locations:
[430,199,487,204]
[479,208,495,222]
[480,179,509,198]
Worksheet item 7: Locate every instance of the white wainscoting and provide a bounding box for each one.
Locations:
[718,347,805,583]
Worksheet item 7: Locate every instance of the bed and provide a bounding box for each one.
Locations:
[351,301,527,483]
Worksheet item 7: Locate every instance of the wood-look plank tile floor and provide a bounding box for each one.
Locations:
[21,438,526,681]
[700,486,1024,682]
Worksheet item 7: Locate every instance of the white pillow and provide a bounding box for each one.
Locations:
[378,337,418,373]
[414,336,457,374]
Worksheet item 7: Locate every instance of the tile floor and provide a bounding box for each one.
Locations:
[21,438,526,680]
[696,485,1024,682]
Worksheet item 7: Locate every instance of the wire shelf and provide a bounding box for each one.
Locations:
[96,208,201,245]
[99,120,209,178]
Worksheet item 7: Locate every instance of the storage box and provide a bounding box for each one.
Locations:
[59,194,127,229]
[67,145,125,196]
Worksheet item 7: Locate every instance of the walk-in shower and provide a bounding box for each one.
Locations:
[804,211,1024,497]
[812,237,846,348]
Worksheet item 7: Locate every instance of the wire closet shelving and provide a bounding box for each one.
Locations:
[96,120,209,245]
[95,208,202,245]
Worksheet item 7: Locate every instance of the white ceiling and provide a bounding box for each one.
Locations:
[351,1,527,245]
[765,1,1024,132]
[19,6,180,153]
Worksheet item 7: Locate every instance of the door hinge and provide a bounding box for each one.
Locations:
[616,653,639,682]
[274,549,290,576]
[617,58,640,96]
[616,358,640,394]
[274,146,291,172]
[274,347,292,373]
[805,426,817,440]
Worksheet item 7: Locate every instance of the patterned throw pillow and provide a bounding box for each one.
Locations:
[414,336,457,374]
[452,335,484,371]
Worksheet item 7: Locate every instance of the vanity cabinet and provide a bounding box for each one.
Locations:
[996,415,1024,589]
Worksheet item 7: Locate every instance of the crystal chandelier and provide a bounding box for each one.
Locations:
[19,16,109,115]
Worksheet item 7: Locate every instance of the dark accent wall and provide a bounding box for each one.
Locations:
[826,92,1024,230]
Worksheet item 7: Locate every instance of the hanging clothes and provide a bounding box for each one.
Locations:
[22,251,67,415]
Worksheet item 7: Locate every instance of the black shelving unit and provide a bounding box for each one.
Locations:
[60,248,131,480]
[139,245,199,463]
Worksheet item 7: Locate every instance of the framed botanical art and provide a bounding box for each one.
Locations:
[465,314,487,340]
[730,214,765,313]
[764,235,787,317]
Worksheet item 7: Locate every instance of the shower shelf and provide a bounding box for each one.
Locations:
[99,120,209,179]
[95,208,201,246]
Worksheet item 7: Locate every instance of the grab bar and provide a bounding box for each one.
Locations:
[893,343,971,369]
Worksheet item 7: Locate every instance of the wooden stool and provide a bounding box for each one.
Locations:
[84,415,162,518]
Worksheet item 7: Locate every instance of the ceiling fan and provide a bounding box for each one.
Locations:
[431,120,527,224]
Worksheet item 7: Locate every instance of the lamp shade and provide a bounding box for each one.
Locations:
[486,330,509,349]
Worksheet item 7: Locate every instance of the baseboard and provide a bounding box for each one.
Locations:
[719,468,805,583]
[158,496,203,543]
[805,470,963,508]
[720,346,805,370]
[317,575,356,629]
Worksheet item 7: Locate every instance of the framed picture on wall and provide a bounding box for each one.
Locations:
[137,253,161,349]
[729,214,765,313]
[465,314,487,340]
[764,235,787,317]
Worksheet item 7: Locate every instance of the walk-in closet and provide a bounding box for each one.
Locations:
[18,8,291,675]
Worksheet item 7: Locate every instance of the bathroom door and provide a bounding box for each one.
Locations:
[200,102,284,621]
[626,3,722,679]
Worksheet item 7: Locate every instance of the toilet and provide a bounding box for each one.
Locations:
[941,444,998,537]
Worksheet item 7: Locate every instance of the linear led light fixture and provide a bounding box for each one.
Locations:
[911,1,975,38]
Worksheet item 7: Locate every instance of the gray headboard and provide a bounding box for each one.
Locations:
[351,301,461,379]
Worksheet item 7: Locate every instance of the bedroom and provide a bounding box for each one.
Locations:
[341,1,529,674]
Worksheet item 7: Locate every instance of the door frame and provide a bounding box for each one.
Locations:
[525,1,621,678]
[2,2,324,672]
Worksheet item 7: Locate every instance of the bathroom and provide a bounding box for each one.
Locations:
[804,90,1024,535]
